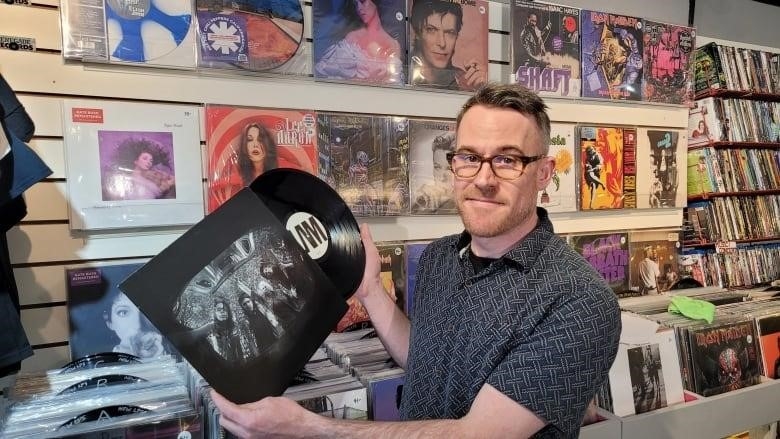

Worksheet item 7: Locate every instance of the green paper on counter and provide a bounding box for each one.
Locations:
[668,296,716,323]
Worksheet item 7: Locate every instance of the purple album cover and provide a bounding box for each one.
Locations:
[97,130,176,202]
[370,375,405,421]
[404,242,428,318]
[569,232,630,297]
[313,0,407,85]
[198,11,249,62]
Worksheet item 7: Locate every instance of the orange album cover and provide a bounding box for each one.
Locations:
[206,105,318,212]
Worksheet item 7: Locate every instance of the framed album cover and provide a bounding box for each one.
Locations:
[63,99,204,231]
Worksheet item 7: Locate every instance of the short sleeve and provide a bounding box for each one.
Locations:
[485,281,620,436]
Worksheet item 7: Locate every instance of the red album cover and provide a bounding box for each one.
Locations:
[408,0,488,91]
[206,105,318,212]
[579,126,625,210]
[642,20,696,104]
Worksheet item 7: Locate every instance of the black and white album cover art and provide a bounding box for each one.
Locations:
[119,188,348,403]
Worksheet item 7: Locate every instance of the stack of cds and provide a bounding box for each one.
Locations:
[0,355,200,439]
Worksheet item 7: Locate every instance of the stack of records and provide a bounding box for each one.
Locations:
[0,355,199,438]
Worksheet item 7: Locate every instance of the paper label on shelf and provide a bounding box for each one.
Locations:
[715,240,737,254]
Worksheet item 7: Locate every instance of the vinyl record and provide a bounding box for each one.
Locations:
[58,374,148,395]
[59,352,141,374]
[106,0,194,64]
[250,168,365,298]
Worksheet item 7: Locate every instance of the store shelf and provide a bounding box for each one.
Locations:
[620,378,780,439]
[688,141,780,151]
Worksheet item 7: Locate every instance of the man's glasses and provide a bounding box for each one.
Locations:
[446,152,545,180]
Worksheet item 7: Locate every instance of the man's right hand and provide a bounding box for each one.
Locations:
[354,223,383,302]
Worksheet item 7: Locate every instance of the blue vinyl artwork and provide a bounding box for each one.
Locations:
[106,0,192,62]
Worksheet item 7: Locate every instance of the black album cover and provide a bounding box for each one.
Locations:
[119,187,349,404]
[688,320,760,396]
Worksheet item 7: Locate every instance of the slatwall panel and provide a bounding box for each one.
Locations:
[0,1,688,375]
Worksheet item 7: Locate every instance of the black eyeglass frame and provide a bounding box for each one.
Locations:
[445,152,546,180]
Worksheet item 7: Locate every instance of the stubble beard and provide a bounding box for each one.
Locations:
[456,194,536,238]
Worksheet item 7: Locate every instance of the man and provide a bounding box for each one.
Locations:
[212,83,621,438]
[409,0,486,90]
[517,12,551,69]
[412,133,456,213]
[638,246,660,295]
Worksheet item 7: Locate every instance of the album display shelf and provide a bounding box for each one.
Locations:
[619,377,780,439]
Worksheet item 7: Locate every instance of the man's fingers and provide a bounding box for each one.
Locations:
[219,414,250,439]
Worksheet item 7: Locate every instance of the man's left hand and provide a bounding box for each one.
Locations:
[462,60,487,89]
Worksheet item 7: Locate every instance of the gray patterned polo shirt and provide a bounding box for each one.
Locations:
[399,207,621,438]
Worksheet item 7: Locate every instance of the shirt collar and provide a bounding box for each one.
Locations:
[454,207,556,271]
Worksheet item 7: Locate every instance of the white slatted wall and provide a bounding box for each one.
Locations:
[0,1,688,384]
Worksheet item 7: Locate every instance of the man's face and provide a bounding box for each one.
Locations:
[528,14,537,27]
[454,105,552,238]
[420,12,458,69]
[432,147,451,184]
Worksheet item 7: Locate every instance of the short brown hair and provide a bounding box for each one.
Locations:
[456,83,551,154]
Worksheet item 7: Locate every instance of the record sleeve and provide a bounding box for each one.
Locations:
[408,0,488,91]
[318,113,388,217]
[313,0,407,86]
[538,122,577,212]
[578,125,626,210]
[195,0,305,73]
[510,1,581,97]
[61,0,198,69]
[206,105,318,213]
[636,128,687,208]
[408,118,457,215]
[62,100,204,231]
[118,186,349,404]
[756,314,780,379]
[642,20,695,105]
[628,229,681,296]
[368,374,404,421]
[67,262,174,361]
[404,241,428,318]
[581,10,643,101]
[569,231,630,297]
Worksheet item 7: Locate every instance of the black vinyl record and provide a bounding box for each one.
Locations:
[250,168,365,298]
[59,352,141,374]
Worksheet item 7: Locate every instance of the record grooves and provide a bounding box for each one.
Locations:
[251,168,365,298]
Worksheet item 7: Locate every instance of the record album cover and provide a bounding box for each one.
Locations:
[636,128,686,208]
[757,314,780,379]
[369,375,405,421]
[318,113,391,217]
[196,0,305,72]
[581,10,643,101]
[688,320,761,396]
[642,20,695,104]
[206,105,318,213]
[67,263,174,361]
[511,1,581,97]
[404,241,428,318]
[408,0,488,91]
[569,232,630,297]
[118,187,349,404]
[61,0,198,69]
[313,0,407,86]
[579,126,626,210]
[628,229,681,296]
[538,122,577,212]
[62,99,203,230]
[408,118,457,215]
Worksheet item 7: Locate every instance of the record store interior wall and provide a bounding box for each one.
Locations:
[0,0,763,379]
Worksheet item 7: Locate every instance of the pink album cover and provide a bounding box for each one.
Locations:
[408,0,488,91]
[206,105,318,212]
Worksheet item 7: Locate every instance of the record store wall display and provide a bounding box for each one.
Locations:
[61,0,198,69]
[538,122,577,213]
[579,125,636,211]
[627,229,681,295]
[569,231,630,298]
[119,169,365,403]
[313,0,407,86]
[62,100,204,231]
[195,0,306,74]
[205,105,318,213]
[407,0,489,91]
[408,118,457,215]
[67,262,174,361]
[580,10,644,101]
[510,1,581,98]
